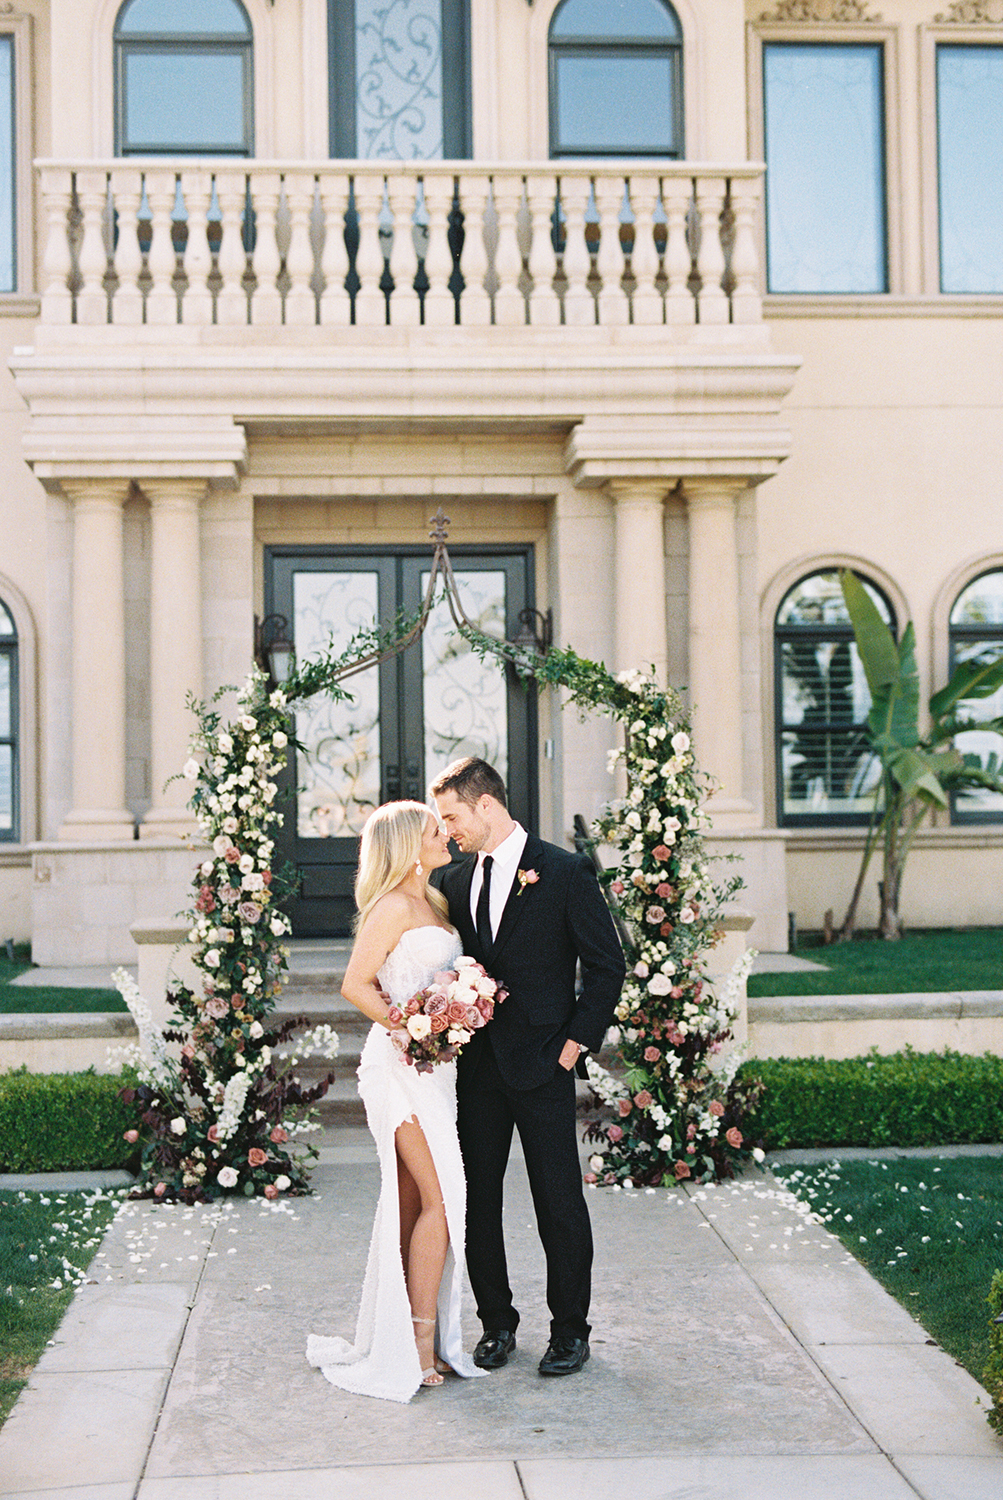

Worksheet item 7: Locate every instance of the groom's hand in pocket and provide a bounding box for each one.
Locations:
[558,1038,582,1071]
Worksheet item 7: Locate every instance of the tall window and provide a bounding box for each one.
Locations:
[114,0,254,156]
[763,43,887,293]
[548,0,683,157]
[949,569,1003,824]
[775,570,895,826]
[0,601,17,841]
[328,0,471,158]
[937,45,1003,294]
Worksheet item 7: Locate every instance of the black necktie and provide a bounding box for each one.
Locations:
[476,854,494,954]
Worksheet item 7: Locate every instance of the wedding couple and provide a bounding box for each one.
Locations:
[307,756,626,1403]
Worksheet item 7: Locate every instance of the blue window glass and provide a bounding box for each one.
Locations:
[937,45,1003,294]
[549,0,683,158]
[763,43,887,294]
[0,601,16,839]
[949,570,1003,823]
[114,0,253,156]
[0,37,13,294]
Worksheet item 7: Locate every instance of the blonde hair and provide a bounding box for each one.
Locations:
[354,800,450,931]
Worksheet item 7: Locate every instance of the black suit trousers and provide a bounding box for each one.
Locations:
[456,1037,593,1341]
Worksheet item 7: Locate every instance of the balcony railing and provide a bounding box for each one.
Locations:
[38,159,765,330]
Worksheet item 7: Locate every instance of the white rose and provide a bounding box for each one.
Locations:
[238,854,255,874]
[212,835,231,858]
[454,956,477,969]
[589,1154,604,1172]
[242,872,264,892]
[752,1147,765,1164]
[270,916,287,937]
[170,1116,186,1135]
[217,1166,238,1188]
[249,1021,264,1039]
[633,961,649,978]
[183,758,200,780]
[233,1053,247,1067]
[657,1134,674,1152]
[447,1028,471,1045]
[204,949,220,969]
[200,861,213,877]
[217,733,233,754]
[222,816,238,834]
[671,731,690,754]
[240,716,256,732]
[407,1013,432,1040]
[679,907,696,925]
[259,1047,272,1066]
[624,810,642,831]
[647,973,672,996]
[275,1174,291,1191]
[272,731,288,749]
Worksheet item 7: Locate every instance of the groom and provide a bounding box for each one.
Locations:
[431,757,625,1376]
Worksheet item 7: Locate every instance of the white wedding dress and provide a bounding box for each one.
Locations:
[306,925,486,1403]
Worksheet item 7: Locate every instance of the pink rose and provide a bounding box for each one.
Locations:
[607,1124,624,1143]
[656,883,673,898]
[269,1126,288,1144]
[634,1090,653,1110]
[263,1183,279,1199]
[237,901,261,924]
[708,1100,725,1118]
[475,995,494,1018]
[154,1182,167,1197]
[248,1147,268,1167]
[670,986,684,1000]
[123,1129,139,1143]
[673,1160,691,1180]
[520,868,539,885]
[687,1143,697,1153]
[617,1098,633,1117]
[206,997,229,1020]
[207,1123,220,1143]
[219,884,239,905]
[687,1123,697,1138]
[466,1006,486,1029]
[432,970,457,986]
[181,1043,195,1060]
[426,994,448,1015]
[429,1012,450,1034]
[645,906,666,924]
[405,996,422,1016]
[652,844,671,862]
[660,922,673,937]
[643,1046,661,1063]
[387,1005,404,1026]
[611,880,625,896]
[726,1128,743,1148]
[583,1172,598,1184]
[446,999,470,1024]
[224,846,241,864]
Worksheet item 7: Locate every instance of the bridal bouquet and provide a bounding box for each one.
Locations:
[388,957,507,1072]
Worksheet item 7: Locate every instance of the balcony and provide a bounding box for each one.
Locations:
[39,158,766,330]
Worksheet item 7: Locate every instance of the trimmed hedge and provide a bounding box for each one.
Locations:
[740,1049,1003,1150]
[0,1068,139,1173]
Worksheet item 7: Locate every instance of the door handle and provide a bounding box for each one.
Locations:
[386,763,401,799]
[405,762,420,800]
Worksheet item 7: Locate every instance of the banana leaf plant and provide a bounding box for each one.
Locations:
[837,569,1003,939]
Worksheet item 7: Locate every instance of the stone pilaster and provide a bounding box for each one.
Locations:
[610,482,669,684]
[682,478,756,826]
[58,480,135,841]
[140,480,207,838]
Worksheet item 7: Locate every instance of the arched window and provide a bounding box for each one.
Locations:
[949,568,1003,824]
[0,599,17,841]
[548,0,683,158]
[775,569,895,826]
[114,0,253,156]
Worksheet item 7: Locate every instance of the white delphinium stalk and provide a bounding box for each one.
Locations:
[215,1070,253,1142]
[112,969,173,1085]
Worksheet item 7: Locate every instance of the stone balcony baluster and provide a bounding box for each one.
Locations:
[215,171,249,325]
[144,170,179,326]
[319,172,351,326]
[386,175,420,327]
[109,170,144,325]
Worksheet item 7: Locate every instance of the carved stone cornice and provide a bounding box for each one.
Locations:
[933,0,1003,21]
[759,0,882,19]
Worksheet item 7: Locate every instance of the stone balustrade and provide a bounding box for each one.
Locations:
[37,158,765,330]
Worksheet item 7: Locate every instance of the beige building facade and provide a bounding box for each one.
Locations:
[1,0,1001,965]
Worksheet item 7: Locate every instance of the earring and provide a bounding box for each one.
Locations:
[415,861,424,877]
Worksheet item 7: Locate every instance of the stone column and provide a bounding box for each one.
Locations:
[58,480,135,840]
[140,480,206,838]
[611,482,668,683]
[683,478,755,824]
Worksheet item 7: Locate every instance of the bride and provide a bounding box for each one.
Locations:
[306,800,486,1402]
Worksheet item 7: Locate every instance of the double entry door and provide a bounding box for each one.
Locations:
[267,546,538,936]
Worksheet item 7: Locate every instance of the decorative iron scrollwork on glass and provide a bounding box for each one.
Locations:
[356,0,445,159]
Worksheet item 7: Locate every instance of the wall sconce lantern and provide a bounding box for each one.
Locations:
[509,606,553,656]
[254,613,294,687]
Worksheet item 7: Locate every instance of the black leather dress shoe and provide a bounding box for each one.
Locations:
[538,1335,590,1376]
[473,1329,517,1369]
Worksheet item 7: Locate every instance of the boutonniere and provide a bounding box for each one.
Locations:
[516,868,540,895]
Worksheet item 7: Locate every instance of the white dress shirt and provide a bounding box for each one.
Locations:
[468,821,528,941]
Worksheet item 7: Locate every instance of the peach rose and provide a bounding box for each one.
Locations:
[154,1182,167,1197]
[263,1183,279,1199]
[123,1129,139,1143]
[643,1046,661,1063]
[269,1126,288,1144]
[607,1124,624,1143]
[617,1098,633,1117]
[652,844,671,861]
[726,1127,743,1148]
[429,1012,450,1034]
[248,1147,268,1167]
[634,1090,653,1110]
[673,1160,691,1180]
[708,1100,726,1117]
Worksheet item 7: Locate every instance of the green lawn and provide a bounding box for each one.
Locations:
[749,927,1003,997]
[0,1187,122,1427]
[773,1155,1003,1387]
[0,944,125,1015]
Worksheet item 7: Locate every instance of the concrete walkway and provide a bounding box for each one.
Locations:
[3,1139,1001,1500]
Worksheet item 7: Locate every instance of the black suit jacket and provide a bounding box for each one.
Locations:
[436,834,626,1092]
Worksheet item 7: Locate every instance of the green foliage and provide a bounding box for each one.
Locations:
[0,988,125,1015]
[984,1270,1003,1433]
[743,1049,1003,1149]
[774,1157,1003,1391]
[748,927,1003,996]
[0,1068,139,1173]
[838,570,1003,939]
[0,1187,121,1428]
